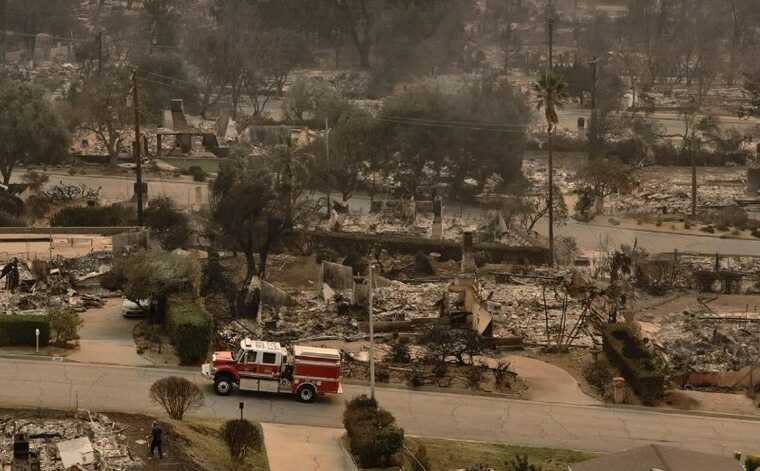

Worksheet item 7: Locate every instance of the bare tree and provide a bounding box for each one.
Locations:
[149,376,204,421]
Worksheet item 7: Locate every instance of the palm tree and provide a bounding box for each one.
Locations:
[533,72,569,133]
[533,71,568,266]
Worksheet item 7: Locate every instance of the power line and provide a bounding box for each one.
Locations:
[379,115,529,129]
[1,30,90,43]
[377,117,528,133]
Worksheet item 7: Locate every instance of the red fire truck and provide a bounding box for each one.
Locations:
[201,339,343,402]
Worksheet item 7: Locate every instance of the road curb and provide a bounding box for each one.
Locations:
[576,221,760,243]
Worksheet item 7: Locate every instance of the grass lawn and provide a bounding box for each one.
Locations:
[406,438,597,471]
[170,418,269,471]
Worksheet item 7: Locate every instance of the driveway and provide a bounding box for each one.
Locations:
[504,355,598,405]
[67,298,151,366]
[262,423,356,471]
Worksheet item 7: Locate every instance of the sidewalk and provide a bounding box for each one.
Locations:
[262,423,357,471]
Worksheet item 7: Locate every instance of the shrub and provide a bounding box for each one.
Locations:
[717,206,748,229]
[48,309,83,347]
[408,442,431,471]
[186,165,208,182]
[407,364,426,388]
[343,395,404,468]
[507,454,543,471]
[493,361,515,389]
[432,361,448,378]
[221,419,261,465]
[745,455,760,471]
[466,366,485,389]
[375,364,390,383]
[385,340,411,364]
[166,294,211,365]
[144,196,191,250]
[0,315,50,347]
[0,211,25,227]
[50,204,132,227]
[149,376,204,420]
[422,326,482,365]
[583,358,613,393]
[25,194,53,220]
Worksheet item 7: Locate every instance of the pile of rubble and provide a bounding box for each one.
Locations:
[372,284,447,322]
[607,178,747,215]
[326,212,534,247]
[0,412,142,470]
[0,252,112,315]
[654,311,760,372]
[481,277,597,348]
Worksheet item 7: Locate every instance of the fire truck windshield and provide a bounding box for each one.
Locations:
[234,349,245,363]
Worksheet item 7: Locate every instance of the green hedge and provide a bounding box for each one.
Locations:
[343,395,405,468]
[0,315,50,347]
[602,324,665,405]
[50,205,133,227]
[166,294,211,365]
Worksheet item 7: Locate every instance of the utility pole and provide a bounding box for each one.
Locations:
[368,264,375,400]
[132,71,144,226]
[691,136,697,218]
[96,31,103,76]
[590,56,599,112]
[547,1,555,267]
[589,56,600,158]
[0,0,6,64]
[325,118,332,216]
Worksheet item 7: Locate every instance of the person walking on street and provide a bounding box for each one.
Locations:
[149,421,163,459]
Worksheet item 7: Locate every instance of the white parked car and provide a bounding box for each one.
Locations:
[121,299,151,318]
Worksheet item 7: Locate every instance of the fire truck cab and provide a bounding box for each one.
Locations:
[201,338,342,402]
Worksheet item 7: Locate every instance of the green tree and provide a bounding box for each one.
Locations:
[142,0,182,47]
[380,76,529,199]
[106,249,201,322]
[202,1,312,120]
[68,69,132,165]
[533,72,569,134]
[144,196,192,251]
[307,106,378,202]
[0,80,69,184]
[135,52,198,123]
[209,146,315,284]
[576,158,637,208]
[283,78,353,126]
[534,71,569,265]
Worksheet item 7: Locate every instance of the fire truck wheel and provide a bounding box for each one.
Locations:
[297,385,316,403]
[214,377,234,396]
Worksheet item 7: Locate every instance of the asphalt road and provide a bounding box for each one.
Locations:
[0,357,757,457]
